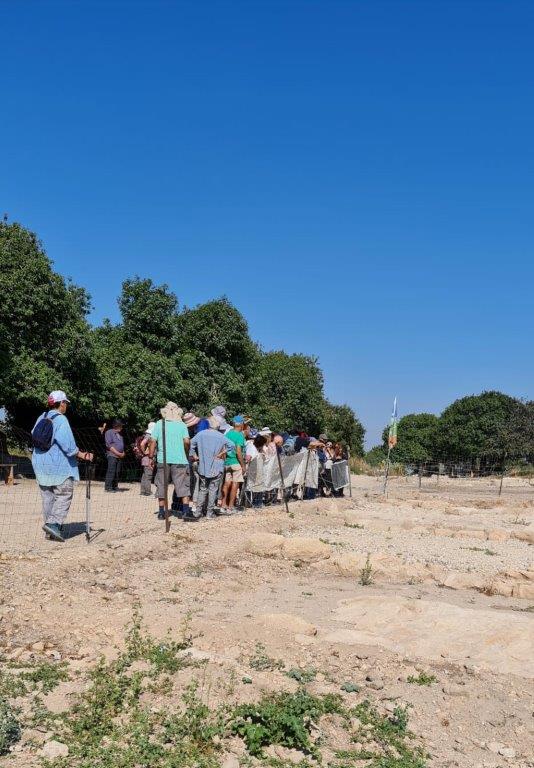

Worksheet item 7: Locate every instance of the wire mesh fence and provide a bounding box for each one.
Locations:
[0,422,164,553]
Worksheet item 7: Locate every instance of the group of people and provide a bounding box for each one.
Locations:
[129,401,349,522]
[31,391,349,542]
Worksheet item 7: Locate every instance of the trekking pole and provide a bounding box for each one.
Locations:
[162,419,171,533]
[85,460,93,543]
[347,448,353,498]
[276,449,290,515]
[301,449,311,500]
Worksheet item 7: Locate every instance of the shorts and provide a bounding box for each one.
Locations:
[155,464,191,499]
[225,464,244,483]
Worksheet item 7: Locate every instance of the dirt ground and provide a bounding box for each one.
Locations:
[0,474,533,766]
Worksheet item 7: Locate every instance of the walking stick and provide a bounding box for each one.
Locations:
[276,449,290,515]
[162,419,171,532]
[85,461,93,543]
[347,448,353,498]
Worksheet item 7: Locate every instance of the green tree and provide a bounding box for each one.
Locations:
[382,413,439,463]
[365,445,386,467]
[0,220,95,429]
[436,391,520,459]
[323,402,365,455]
[246,351,325,434]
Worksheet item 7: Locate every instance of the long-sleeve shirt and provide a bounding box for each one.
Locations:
[189,429,235,478]
[31,411,79,486]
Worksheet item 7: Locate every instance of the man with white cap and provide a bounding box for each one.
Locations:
[149,402,195,522]
[31,390,93,542]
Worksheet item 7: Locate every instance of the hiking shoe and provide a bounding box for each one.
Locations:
[182,512,200,523]
[42,523,65,542]
[157,511,165,521]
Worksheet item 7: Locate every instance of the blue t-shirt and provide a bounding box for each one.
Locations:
[151,419,188,464]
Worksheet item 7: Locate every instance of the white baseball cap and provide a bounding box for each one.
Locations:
[47,390,70,405]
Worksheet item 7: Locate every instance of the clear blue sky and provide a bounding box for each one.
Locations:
[2,0,533,447]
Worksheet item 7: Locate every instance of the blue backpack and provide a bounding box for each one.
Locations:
[32,412,59,451]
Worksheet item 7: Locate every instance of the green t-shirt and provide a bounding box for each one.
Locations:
[152,419,188,465]
[224,429,246,466]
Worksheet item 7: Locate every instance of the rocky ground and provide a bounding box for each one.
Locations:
[0,474,532,766]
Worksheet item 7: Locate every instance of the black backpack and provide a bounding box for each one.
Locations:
[32,412,59,451]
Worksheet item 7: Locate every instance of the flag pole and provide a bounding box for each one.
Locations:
[383,397,397,497]
[383,443,392,496]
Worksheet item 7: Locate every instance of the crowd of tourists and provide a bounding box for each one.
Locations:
[31,391,349,542]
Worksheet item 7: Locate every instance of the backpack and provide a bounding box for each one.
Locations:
[32,412,59,451]
[132,435,148,462]
[282,435,297,456]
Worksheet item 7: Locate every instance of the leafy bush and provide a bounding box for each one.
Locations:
[231,689,343,756]
[0,698,21,754]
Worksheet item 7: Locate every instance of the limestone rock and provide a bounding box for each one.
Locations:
[512,582,534,600]
[255,612,317,637]
[244,533,284,557]
[512,529,534,544]
[40,740,69,759]
[485,529,510,542]
[281,537,332,562]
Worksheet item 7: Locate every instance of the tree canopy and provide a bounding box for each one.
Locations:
[0,221,365,449]
[382,413,439,463]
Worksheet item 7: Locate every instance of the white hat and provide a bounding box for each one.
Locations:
[48,390,70,405]
[160,402,183,421]
[259,427,272,436]
[146,421,156,435]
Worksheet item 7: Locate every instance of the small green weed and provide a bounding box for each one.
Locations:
[359,554,374,586]
[461,546,497,556]
[22,660,70,693]
[407,672,437,686]
[285,667,317,683]
[350,700,427,767]
[249,642,285,672]
[344,522,364,529]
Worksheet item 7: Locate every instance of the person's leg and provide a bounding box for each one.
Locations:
[221,471,232,509]
[206,475,221,517]
[196,475,209,516]
[49,478,74,525]
[140,465,152,495]
[171,465,194,520]
[113,459,121,489]
[155,465,169,519]
[39,485,55,524]
[105,455,117,491]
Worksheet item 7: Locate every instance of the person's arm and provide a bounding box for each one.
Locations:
[55,418,93,462]
[236,445,246,473]
[148,438,157,460]
[189,434,199,462]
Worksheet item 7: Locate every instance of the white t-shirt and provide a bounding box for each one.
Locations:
[246,441,259,461]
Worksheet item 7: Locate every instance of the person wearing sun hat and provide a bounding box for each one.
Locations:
[149,402,196,522]
[31,390,93,542]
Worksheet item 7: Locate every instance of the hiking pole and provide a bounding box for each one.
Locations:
[162,419,171,533]
[276,449,290,515]
[347,448,353,498]
[85,460,93,543]
[301,448,311,500]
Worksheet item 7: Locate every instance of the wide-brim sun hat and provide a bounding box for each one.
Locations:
[160,402,183,421]
[183,412,200,428]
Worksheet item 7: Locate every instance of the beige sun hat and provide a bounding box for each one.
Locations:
[160,402,184,421]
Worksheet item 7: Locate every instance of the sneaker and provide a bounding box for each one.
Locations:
[182,512,199,523]
[157,511,165,521]
[140,492,152,497]
[212,506,222,516]
[42,523,65,542]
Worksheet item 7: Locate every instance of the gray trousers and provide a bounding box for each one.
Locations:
[140,465,152,495]
[39,478,74,525]
[196,474,222,517]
